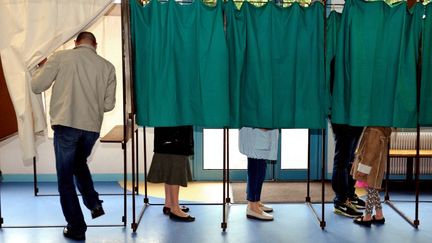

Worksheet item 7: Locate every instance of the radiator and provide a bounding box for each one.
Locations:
[390,132,432,175]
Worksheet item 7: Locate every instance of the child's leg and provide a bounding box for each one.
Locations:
[364,187,377,221]
[369,188,384,219]
[367,187,383,218]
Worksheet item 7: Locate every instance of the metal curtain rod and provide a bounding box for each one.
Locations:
[138,0,428,3]
[137,0,329,8]
[137,0,430,8]
[138,0,326,4]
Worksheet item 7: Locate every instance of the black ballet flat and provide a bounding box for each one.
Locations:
[163,206,190,215]
[353,216,372,227]
[372,215,385,224]
[169,212,195,222]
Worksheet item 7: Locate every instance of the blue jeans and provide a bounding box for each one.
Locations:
[53,125,101,233]
[331,123,363,205]
[246,158,267,202]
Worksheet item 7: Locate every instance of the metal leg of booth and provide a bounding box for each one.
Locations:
[225,129,231,204]
[385,127,420,228]
[306,129,326,229]
[0,170,3,227]
[221,128,228,231]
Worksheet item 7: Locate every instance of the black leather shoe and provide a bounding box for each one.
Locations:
[163,206,190,215]
[63,227,85,241]
[169,212,195,222]
[91,205,105,219]
[353,216,372,227]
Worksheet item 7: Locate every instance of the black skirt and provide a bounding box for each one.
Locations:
[147,153,193,187]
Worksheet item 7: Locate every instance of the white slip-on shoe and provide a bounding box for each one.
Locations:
[246,207,273,221]
[259,202,273,213]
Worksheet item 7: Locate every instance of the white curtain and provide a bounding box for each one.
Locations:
[0,0,114,163]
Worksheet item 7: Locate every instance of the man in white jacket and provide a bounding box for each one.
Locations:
[31,32,116,241]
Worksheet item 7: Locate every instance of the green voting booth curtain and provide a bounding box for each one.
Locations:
[420,3,432,126]
[130,0,229,127]
[332,0,421,128]
[226,1,326,129]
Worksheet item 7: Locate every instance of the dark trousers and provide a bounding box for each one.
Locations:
[246,158,267,202]
[331,123,363,205]
[53,125,101,233]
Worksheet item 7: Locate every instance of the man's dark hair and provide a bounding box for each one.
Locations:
[76,31,97,44]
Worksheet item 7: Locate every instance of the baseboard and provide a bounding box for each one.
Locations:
[0,173,147,182]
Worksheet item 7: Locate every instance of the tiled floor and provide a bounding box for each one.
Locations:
[1,182,432,243]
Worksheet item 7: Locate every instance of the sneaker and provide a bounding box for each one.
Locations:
[334,201,363,218]
[350,195,366,210]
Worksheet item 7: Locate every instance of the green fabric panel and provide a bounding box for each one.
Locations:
[226,1,326,129]
[225,0,245,128]
[130,0,229,127]
[326,11,342,116]
[332,0,421,128]
[420,3,432,126]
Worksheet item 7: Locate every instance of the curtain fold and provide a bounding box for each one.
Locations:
[331,0,421,128]
[131,0,230,127]
[325,11,342,117]
[226,1,326,129]
[0,0,113,162]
